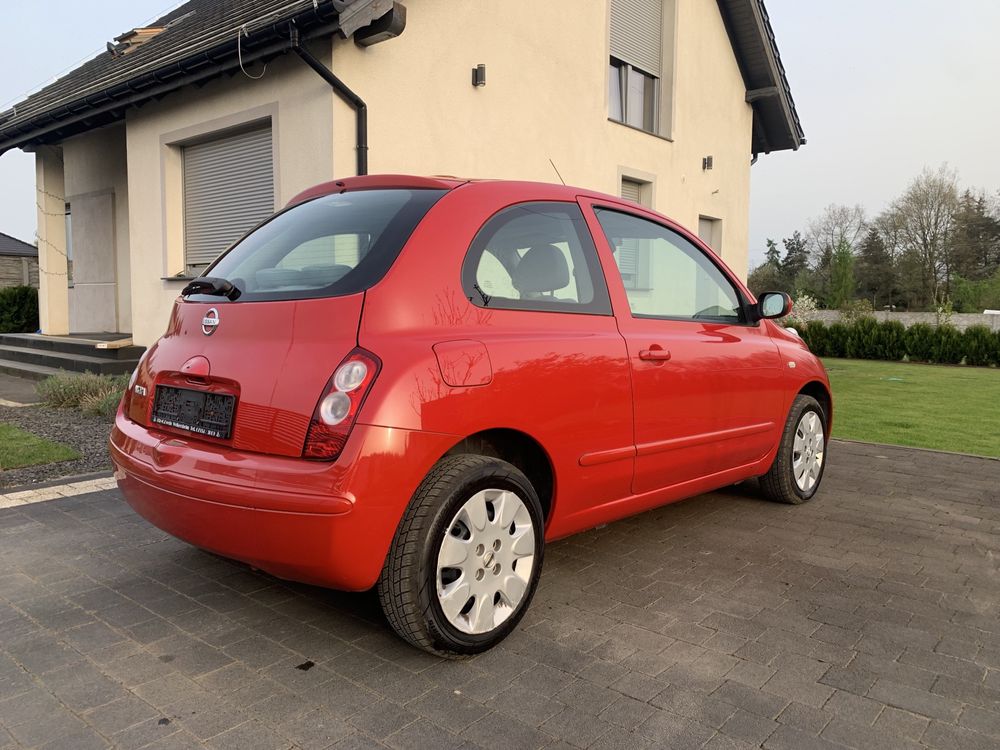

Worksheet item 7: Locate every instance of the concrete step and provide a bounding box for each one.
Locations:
[0,344,139,376]
[0,358,63,382]
[0,333,144,360]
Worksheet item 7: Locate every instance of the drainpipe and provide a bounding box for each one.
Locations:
[291,28,368,176]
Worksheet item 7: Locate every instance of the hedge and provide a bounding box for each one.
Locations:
[794,318,1000,367]
[0,285,39,333]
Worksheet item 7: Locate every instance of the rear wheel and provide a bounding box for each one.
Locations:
[760,394,827,504]
[377,455,544,656]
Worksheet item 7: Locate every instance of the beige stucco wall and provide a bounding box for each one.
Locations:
[113,0,752,346]
[34,146,69,335]
[62,124,132,333]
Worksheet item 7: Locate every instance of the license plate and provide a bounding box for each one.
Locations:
[151,386,235,439]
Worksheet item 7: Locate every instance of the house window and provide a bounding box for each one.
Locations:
[609,0,662,133]
[183,125,274,273]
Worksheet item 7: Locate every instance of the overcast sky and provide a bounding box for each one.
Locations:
[1,0,998,270]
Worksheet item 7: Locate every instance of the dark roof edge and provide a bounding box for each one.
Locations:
[0,231,38,256]
[716,0,805,155]
[0,0,386,156]
[751,0,805,150]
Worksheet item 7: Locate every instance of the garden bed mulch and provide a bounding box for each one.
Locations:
[0,404,113,488]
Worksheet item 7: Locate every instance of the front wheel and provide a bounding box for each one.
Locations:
[759,394,828,504]
[377,455,544,656]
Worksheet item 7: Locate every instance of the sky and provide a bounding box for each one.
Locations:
[1,0,998,270]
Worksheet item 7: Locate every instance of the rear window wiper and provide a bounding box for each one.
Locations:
[181,276,241,301]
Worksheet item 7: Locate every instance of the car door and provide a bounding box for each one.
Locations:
[584,203,784,495]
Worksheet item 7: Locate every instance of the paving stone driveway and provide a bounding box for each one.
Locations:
[2,440,1000,750]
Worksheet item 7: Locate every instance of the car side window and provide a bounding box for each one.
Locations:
[462,202,612,315]
[595,208,744,323]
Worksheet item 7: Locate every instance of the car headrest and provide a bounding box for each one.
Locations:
[511,244,570,295]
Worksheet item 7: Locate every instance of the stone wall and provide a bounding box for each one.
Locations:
[0,256,39,288]
[804,310,1000,332]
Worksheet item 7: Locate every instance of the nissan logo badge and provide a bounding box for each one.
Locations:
[202,307,220,336]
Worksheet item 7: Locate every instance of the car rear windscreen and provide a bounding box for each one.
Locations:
[187,188,446,303]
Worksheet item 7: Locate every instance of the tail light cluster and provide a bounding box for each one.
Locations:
[120,347,152,418]
[303,348,381,460]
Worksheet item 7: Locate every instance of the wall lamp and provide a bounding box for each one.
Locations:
[472,64,487,87]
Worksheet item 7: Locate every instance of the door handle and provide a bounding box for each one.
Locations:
[638,346,672,361]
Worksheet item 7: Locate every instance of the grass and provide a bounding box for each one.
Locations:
[823,358,1000,458]
[0,423,81,471]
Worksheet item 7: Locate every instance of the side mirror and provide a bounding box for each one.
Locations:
[755,292,792,320]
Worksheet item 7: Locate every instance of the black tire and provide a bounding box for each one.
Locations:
[377,455,545,656]
[760,394,828,504]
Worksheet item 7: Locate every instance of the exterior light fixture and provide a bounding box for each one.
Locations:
[702,155,714,170]
[472,64,487,87]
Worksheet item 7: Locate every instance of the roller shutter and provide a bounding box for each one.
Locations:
[610,0,663,77]
[183,126,274,267]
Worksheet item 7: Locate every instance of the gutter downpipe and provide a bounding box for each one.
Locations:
[291,28,368,176]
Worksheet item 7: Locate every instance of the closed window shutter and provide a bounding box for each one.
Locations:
[183,127,274,267]
[610,0,663,77]
[620,178,643,204]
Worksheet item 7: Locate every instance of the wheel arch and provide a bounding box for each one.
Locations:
[798,380,833,434]
[442,428,555,524]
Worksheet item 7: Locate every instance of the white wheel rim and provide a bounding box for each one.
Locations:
[792,410,825,492]
[436,488,536,635]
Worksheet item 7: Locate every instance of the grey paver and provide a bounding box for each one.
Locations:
[1,440,999,750]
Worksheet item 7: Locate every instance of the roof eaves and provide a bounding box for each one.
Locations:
[716,0,805,155]
[0,0,390,155]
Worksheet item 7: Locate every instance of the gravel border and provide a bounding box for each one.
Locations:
[0,404,113,487]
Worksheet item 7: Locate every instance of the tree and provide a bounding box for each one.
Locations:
[747,238,786,295]
[949,190,1000,282]
[856,228,895,309]
[781,231,810,285]
[827,239,856,309]
[807,204,866,265]
[877,165,958,308]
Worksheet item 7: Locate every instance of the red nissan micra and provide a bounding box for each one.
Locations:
[111,175,831,655]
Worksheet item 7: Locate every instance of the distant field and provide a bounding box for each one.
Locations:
[822,358,1000,458]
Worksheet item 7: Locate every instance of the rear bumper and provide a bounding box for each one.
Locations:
[110,410,459,590]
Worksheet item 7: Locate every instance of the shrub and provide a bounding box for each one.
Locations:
[0,285,39,333]
[37,372,128,415]
[877,320,907,361]
[80,388,126,418]
[801,320,828,356]
[839,298,874,325]
[825,322,850,358]
[963,325,996,367]
[786,293,819,328]
[847,317,881,360]
[933,325,965,365]
[904,323,937,362]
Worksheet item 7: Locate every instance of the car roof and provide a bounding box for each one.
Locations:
[285,174,636,211]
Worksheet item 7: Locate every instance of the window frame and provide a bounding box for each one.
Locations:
[609,57,659,134]
[461,201,613,316]
[592,206,757,327]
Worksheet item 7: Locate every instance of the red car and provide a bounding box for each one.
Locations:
[111,175,831,655]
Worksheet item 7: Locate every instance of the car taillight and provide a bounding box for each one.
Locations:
[302,348,381,460]
[120,348,151,417]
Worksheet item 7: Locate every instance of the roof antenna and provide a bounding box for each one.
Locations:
[548,158,566,186]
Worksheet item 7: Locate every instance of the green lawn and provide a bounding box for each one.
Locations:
[0,423,80,471]
[823,358,1000,458]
